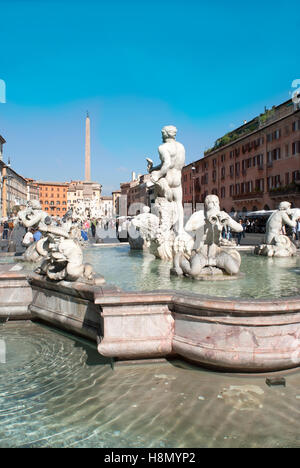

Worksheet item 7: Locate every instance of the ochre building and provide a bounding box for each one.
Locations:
[37,181,69,217]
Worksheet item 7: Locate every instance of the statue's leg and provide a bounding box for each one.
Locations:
[66,262,84,281]
[216,251,240,275]
[190,253,207,277]
[173,186,184,233]
[157,178,173,202]
[173,252,184,275]
[266,230,276,245]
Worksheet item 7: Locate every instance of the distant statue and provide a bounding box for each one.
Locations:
[146,125,185,234]
[173,195,243,278]
[255,201,298,257]
[128,206,160,251]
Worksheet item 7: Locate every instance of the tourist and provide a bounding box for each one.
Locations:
[81,229,88,241]
[237,219,244,245]
[33,229,42,242]
[91,219,96,238]
[22,229,34,247]
[2,220,9,239]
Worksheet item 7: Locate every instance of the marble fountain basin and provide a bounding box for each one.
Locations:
[1,245,300,373]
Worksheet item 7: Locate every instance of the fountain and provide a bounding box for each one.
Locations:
[0,126,300,375]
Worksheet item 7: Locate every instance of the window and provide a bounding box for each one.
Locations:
[255,179,264,192]
[292,141,300,155]
[292,171,300,182]
[221,187,225,198]
[230,185,234,196]
[273,129,281,140]
[273,148,281,160]
[275,175,281,187]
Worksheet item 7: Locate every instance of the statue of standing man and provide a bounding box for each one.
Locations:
[146,125,185,233]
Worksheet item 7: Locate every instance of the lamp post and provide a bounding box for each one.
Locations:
[192,165,196,213]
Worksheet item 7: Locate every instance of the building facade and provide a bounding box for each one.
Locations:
[67,180,102,218]
[112,190,121,216]
[38,181,69,217]
[120,173,154,215]
[0,135,5,161]
[25,178,39,202]
[182,98,300,214]
[0,161,28,217]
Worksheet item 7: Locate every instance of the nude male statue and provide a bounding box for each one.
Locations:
[265,201,296,244]
[146,125,185,233]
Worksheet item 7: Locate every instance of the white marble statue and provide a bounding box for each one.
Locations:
[255,201,298,257]
[147,125,185,234]
[128,206,160,251]
[128,125,186,261]
[18,200,52,262]
[172,195,243,278]
[35,225,95,282]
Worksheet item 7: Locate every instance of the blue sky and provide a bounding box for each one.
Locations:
[0,0,298,194]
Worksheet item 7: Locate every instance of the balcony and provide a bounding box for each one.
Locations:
[269,183,300,197]
[232,191,263,201]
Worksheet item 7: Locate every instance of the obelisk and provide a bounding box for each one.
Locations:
[85,112,91,182]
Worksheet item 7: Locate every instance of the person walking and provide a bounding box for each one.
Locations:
[2,220,9,240]
[237,219,244,245]
[91,219,96,238]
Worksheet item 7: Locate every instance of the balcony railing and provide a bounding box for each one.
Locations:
[232,191,263,200]
[269,183,300,197]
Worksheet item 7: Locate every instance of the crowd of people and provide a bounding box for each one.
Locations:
[2,212,300,249]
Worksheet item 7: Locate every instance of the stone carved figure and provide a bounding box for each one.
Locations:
[131,125,186,261]
[18,202,98,283]
[173,195,243,279]
[255,201,298,257]
[128,206,160,251]
[147,125,185,234]
[35,225,95,282]
[18,200,52,262]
